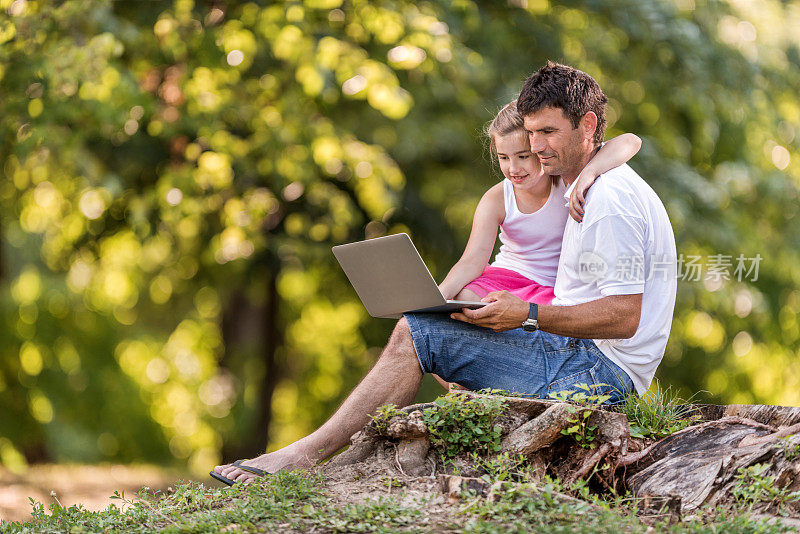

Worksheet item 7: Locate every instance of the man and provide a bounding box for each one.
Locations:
[214,62,677,483]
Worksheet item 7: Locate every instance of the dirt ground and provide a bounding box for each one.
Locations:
[0,464,198,523]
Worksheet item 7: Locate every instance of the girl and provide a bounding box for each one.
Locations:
[435,100,641,390]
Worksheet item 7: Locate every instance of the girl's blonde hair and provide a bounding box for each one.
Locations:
[484,99,525,142]
[485,99,557,185]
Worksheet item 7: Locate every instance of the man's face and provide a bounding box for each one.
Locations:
[523,107,588,179]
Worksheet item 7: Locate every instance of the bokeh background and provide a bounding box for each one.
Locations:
[0,0,799,479]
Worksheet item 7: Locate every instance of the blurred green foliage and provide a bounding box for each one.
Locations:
[0,0,798,474]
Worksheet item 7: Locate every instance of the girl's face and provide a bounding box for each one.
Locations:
[494,130,542,189]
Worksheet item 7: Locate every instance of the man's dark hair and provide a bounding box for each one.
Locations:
[517,61,608,145]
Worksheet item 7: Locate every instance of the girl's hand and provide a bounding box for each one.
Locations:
[569,170,599,223]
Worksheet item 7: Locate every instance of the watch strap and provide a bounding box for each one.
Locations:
[522,303,539,332]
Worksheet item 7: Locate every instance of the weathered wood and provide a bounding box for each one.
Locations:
[618,416,775,468]
[738,422,800,448]
[587,410,630,453]
[723,404,800,427]
[327,429,380,467]
[629,453,724,512]
[622,417,782,513]
[566,442,615,486]
[458,390,555,419]
[399,402,436,415]
[680,404,725,422]
[396,438,430,476]
[494,411,530,435]
[501,403,573,456]
[501,399,630,458]
[673,404,800,426]
[385,410,428,439]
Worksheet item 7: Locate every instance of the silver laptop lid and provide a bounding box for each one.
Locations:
[332,233,447,318]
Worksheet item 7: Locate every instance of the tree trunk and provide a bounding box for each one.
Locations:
[220,265,282,461]
[255,270,281,453]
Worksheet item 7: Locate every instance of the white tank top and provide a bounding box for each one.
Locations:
[490,178,568,287]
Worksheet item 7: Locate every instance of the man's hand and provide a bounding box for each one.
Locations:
[450,291,529,332]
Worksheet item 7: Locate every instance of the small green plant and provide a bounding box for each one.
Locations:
[776,436,800,462]
[564,406,597,449]
[732,463,800,512]
[465,475,640,532]
[422,392,505,460]
[549,383,611,449]
[475,451,536,483]
[619,381,701,439]
[369,403,404,435]
[312,497,422,531]
[380,475,404,492]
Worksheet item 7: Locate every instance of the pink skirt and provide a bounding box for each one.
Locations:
[463,266,555,305]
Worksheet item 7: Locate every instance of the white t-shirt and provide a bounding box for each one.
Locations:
[491,178,568,287]
[552,164,677,395]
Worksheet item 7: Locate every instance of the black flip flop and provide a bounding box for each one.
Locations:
[209,459,268,486]
[209,470,236,486]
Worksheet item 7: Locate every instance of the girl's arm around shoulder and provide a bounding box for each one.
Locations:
[438,183,505,300]
[570,133,642,222]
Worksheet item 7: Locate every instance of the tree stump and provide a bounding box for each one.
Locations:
[323,392,800,522]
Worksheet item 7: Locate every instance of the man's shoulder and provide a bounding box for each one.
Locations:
[594,164,647,194]
[581,166,676,249]
[585,164,661,219]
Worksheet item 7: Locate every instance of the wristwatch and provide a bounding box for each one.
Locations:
[522,303,539,332]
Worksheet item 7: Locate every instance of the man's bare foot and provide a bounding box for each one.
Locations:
[213,444,315,484]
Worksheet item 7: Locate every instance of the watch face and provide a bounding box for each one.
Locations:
[522,320,538,332]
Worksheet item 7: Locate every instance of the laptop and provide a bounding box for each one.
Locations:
[332,233,487,318]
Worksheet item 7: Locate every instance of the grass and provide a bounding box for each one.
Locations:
[619,381,702,439]
[3,390,798,533]
[463,473,800,534]
[0,471,429,533]
[732,463,800,514]
[2,471,325,533]
[2,468,797,533]
[777,436,800,462]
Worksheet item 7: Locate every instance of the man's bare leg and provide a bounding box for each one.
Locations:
[215,317,423,483]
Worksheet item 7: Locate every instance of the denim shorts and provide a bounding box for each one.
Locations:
[404,313,634,404]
